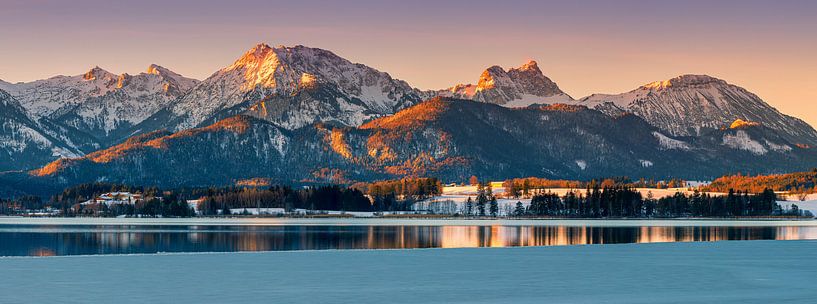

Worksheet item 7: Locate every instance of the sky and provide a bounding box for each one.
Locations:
[1,0,815,126]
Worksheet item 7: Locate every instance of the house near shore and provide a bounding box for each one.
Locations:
[187,199,203,215]
[81,192,143,206]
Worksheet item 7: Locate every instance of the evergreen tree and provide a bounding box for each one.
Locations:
[514,201,525,216]
[476,182,487,216]
[489,196,498,217]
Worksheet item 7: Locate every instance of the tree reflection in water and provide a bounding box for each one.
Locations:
[1,225,815,256]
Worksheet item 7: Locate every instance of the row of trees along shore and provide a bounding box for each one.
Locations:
[519,187,789,218]
[2,178,443,217]
[353,178,443,212]
[461,182,500,216]
[0,176,809,218]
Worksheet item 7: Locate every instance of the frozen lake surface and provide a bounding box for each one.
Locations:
[1,240,815,303]
[1,217,817,256]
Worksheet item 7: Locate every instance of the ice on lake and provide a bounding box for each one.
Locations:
[1,240,815,303]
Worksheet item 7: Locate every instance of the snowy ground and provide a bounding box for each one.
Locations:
[1,240,815,303]
[779,193,817,217]
[439,185,715,199]
[418,185,726,215]
[426,185,817,217]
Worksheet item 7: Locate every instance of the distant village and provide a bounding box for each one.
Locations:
[2,175,815,218]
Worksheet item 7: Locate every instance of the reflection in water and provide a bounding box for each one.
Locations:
[0,225,815,256]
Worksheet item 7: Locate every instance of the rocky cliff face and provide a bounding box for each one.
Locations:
[438,60,573,107]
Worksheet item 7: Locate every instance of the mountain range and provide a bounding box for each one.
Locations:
[0,64,198,152]
[1,42,815,194]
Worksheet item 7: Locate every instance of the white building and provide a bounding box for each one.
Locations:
[187,199,203,215]
[81,192,143,206]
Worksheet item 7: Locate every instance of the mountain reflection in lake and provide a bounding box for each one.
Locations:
[1,225,816,256]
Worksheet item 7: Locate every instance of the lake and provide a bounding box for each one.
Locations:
[2,218,816,256]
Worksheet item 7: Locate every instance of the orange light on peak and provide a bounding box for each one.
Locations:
[643,80,672,90]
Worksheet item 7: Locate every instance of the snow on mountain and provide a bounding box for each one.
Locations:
[722,130,768,155]
[438,60,573,107]
[61,65,199,137]
[0,65,199,145]
[3,45,817,176]
[0,89,80,170]
[159,43,423,131]
[23,98,817,189]
[652,131,691,151]
[0,67,120,118]
[579,75,817,145]
[145,64,199,95]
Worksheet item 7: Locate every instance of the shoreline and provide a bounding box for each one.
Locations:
[1,216,816,227]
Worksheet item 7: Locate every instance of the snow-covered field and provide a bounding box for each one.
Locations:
[1,240,815,303]
[440,184,709,198]
[418,185,727,215]
[779,193,817,217]
[424,185,817,217]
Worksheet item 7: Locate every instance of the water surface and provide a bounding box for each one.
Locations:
[2,224,816,256]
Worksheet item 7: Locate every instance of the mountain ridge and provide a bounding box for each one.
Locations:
[1,42,815,179]
[578,74,817,145]
[148,43,424,133]
[437,60,574,108]
[0,89,81,171]
[14,97,816,194]
[0,64,200,152]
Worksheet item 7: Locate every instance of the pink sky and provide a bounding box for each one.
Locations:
[1,0,815,126]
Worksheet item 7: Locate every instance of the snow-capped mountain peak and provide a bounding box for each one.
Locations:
[223,43,286,91]
[476,66,507,92]
[239,43,274,61]
[640,74,726,91]
[143,64,199,95]
[579,74,817,144]
[517,60,540,71]
[82,66,116,82]
[441,60,573,107]
[147,64,182,79]
[159,42,423,131]
[0,65,200,149]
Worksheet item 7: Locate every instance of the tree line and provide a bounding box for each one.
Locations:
[197,185,372,215]
[461,182,499,217]
[514,186,796,218]
[503,177,688,199]
[2,179,443,217]
[352,178,442,212]
[703,169,817,194]
[2,178,809,218]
